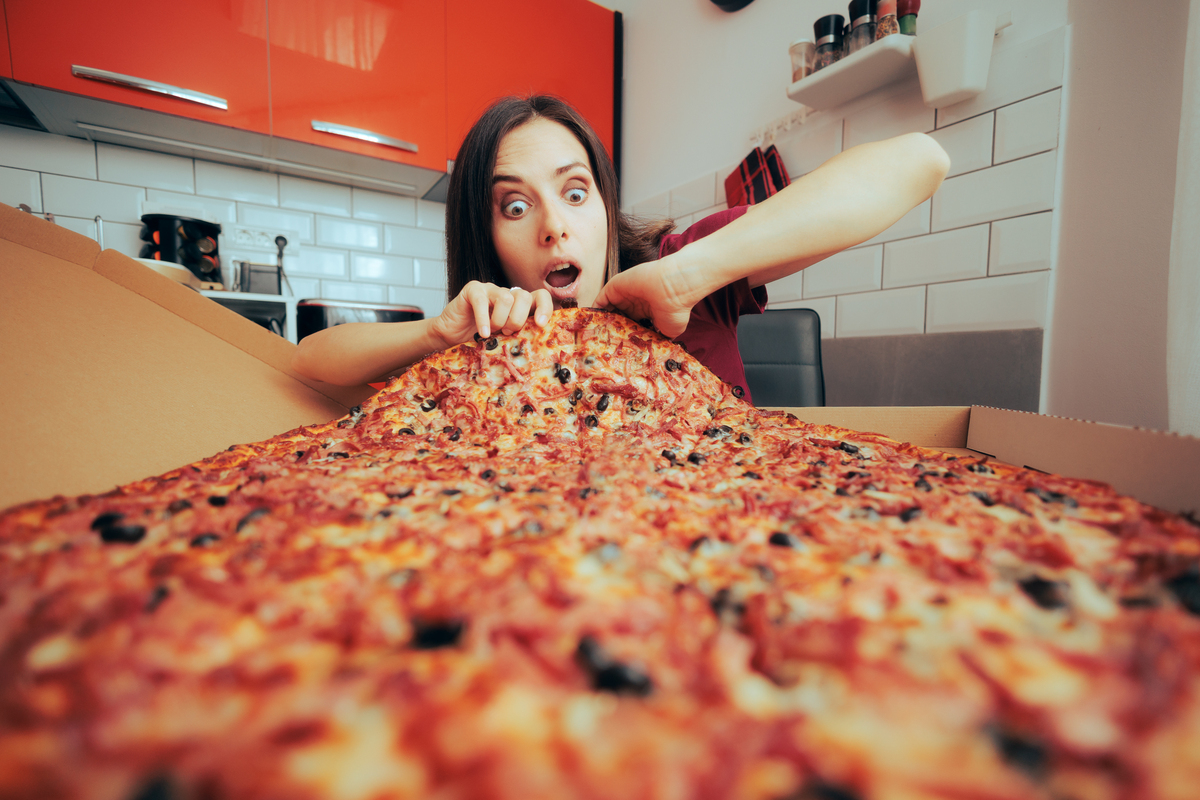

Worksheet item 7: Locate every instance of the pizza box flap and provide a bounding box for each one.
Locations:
[773,406,972,449]
[0,203,372,511]
[966,406,1200,516]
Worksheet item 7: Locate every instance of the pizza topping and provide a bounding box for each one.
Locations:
[795,781,864,800]
[98,524,146,544]
[207,496,227,507]
[443,426,462,441]
[838,442,860,455]
[485,337,498,351]
[1165,569,1200,615]
[915,477,933,492]
[596,394,611,412]
[743,471,762,480]
[1026,486,1079,508]
[480,470,496,482]
[970,491,996,507]
[145,585,170,613]
[576,636,653,697]
[585,415,599,428]
[167,499,192,514]
[899,507,921,522]
[665,359,680,372]
[989,726,1050,779]
[687,452,707,465]
[90,511,123,530]
[410,619,464,649]
[554,363,572,384]
[1018,575,1069,610]
[189,533,219,547]
[768,532,797,548]
[236,508,270,532]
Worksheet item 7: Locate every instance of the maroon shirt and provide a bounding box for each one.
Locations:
[660,206,767,405]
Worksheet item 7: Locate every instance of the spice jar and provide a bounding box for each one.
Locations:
[875,0,900,39]
[846,0,876,55]
[813,14,845,71]
[789,38,815,83]
[898,0,920,35]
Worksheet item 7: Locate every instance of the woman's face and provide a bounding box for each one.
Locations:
[490,118,608,308]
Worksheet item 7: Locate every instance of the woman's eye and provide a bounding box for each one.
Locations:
[503,199,530,218]
[565,188,587,204]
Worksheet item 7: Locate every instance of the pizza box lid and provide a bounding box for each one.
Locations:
[0,202,373,511]
[780,405,1200,516]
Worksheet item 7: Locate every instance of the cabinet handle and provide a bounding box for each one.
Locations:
[71,65,228,111]
[311,120,418,153]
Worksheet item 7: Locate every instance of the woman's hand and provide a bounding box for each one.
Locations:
[430,281,554,346]
[593,257,697,338]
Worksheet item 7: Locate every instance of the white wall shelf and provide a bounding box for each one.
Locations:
[787,34,916,111]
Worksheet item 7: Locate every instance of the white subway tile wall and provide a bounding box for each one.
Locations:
[669,173,717,217]
[926,272,1050,333]
[804,246,883,298]
[993,89,1061,164]
[883,224,990,288]
[98,143,196,194]
[928,113,994,178]
[837,286,926,338]
[623,26,1066,344]
[989,212,1054,276]
[0,131,452,319]
[280,175,352,217]
[0,166,42,212]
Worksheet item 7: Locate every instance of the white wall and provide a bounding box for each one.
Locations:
[611,0,1067,206]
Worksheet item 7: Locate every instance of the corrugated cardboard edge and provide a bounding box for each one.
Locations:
[0,202,100,267]
[0,202,373,411]
[90,249,374,411]
[967,406,1200,516]
[770,406,971,449]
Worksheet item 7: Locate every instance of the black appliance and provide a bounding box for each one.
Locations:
[297,300,424,342]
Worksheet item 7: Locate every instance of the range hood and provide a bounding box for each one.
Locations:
[3,80,449,201]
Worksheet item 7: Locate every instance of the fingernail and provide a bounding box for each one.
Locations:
[536,314,548,326]
[481,325,489,337]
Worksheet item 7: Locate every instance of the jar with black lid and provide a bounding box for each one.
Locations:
[847,0,876,54]
[813,14,845,71]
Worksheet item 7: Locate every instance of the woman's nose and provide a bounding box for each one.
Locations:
[541,204,568,243]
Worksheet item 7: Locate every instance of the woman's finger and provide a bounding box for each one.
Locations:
[488,286,515,337]
[532,289,554,326]
[463,281,493,338]
[503,289,534,334]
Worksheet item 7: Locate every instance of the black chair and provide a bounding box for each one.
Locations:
[737,308,826,407]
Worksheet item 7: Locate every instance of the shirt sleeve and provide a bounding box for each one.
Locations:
[657,205,768,322]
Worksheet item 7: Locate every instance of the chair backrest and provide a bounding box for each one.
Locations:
[736,308,826,407]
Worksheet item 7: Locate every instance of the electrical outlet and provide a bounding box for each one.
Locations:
[225,225,301,254]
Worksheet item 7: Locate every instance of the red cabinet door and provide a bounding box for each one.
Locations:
[446,0,614,162]
[6,0,270,133]
[268,0,447,173]
[0,2,12,79]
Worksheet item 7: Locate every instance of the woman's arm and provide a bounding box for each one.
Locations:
[594,132,951,336]
[292,283,554,386]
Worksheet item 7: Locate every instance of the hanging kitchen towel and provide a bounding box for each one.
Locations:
[724,145,791,208]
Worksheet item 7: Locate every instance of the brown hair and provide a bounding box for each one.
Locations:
[445,95,674,299]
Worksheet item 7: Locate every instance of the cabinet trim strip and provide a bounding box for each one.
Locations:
[74,123,419,193]
[310,120,418,153]
[71,65,229,111]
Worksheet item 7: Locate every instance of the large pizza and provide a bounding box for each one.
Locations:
[2,308,1198,800]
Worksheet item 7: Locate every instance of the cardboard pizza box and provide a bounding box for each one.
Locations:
[2,201,1198,516]
[0,202,372,511]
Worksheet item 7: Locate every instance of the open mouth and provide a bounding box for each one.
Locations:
[544,264,581,303]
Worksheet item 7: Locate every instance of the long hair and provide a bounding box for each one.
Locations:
[445,95,674,300]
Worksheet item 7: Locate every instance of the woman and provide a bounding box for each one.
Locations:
[293,96,949,400]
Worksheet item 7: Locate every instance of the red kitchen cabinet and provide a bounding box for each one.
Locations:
[5,0,270,133]
[0,2,12,79]
[446,0,615,162]
[268,0,447,173]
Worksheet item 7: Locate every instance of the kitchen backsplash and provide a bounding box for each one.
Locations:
[0,125,450,318]
[627,27,1065,346]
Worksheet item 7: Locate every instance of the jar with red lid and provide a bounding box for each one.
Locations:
[875,0,900,39]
